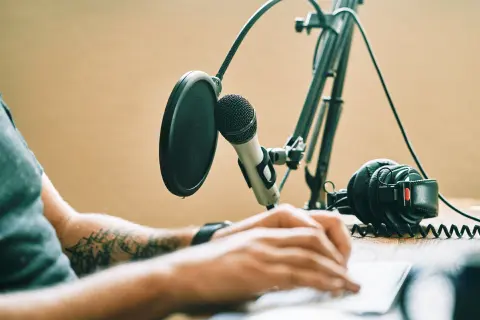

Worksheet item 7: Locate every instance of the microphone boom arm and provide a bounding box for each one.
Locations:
[286,0,361,209]
[214,0,363,209]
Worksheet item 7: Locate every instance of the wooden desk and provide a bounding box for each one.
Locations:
[172,199,480,320]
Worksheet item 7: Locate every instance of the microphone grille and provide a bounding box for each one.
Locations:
[215,94,257,144]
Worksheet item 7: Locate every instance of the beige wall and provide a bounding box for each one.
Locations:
[1,0,479,227]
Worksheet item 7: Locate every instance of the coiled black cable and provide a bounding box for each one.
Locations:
[349,223,480,239]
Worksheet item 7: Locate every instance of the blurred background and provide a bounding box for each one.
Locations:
[0,0,479,228]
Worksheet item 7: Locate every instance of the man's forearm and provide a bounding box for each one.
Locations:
[0,259,178,320]
[61,213,199,276]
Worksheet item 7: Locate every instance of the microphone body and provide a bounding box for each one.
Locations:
[215,94,280,208]
[233,134,280,207]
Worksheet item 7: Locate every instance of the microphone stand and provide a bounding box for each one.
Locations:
[283,0,362,210]
[213,0,364,210]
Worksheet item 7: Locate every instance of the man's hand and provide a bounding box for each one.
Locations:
[212,204,352,266]
[161,227,361,308]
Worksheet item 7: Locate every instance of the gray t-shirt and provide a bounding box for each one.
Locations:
[0,95,77,292]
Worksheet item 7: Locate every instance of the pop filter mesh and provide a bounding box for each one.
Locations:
[172,81,216,187]
[160,71,218,197]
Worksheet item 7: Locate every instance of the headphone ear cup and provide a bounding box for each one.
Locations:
[346,172,358,215]
[368,164,404,225]
[347,171,358,212]
[347,159,398,225]
[368,164,424,227]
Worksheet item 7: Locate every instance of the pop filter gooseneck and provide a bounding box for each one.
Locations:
[215,0,325,81]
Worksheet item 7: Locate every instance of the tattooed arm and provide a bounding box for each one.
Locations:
[61,215,198,276]
[41,174,199,276]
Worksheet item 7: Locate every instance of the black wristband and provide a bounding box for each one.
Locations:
[191,222,231,246]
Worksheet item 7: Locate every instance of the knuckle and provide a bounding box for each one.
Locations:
[297,251,318,268]
[345,240,353,252]
[247,243,267,257]
[329,215,343,227]
[271,264,295,286]
[303,228,323,239]
[294,230,323,247]
[234,242,251,254]
[276,203,296,215]
[287,268,298,285]
[243,257,264,275]
[303,228,317,238]
[309,231,326,246]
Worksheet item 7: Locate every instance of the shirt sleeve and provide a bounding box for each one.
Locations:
[0,94,44,175]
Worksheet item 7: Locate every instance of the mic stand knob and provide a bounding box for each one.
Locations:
[294,12,332,35]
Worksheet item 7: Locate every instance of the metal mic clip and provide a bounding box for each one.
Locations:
[267,136,306,169]
[237,147,277,190]
[211,76,222,97]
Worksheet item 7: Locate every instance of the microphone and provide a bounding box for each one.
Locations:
[215,94,280,208]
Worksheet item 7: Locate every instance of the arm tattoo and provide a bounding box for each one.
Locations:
[65,229,181,276]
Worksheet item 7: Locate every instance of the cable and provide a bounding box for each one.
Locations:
[216,0,280,81]
[308,0,325,22]
[279,167,291,192]
[312,29,326,71]
[332,7,480,223]
[324,189,480,238]
[216,0,325,81]
[350,223,480,239]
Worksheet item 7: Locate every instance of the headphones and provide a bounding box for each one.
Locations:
[326,159,439,228]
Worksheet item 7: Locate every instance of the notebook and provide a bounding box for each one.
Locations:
[245,261,412,315]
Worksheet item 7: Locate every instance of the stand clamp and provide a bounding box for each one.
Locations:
[267,136,306,170]
[295,0,364,34]
[295,13,339,34]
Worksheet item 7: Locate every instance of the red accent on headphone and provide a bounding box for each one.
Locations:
[405,187,411,201]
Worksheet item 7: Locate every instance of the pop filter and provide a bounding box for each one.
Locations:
[159,71,220,197]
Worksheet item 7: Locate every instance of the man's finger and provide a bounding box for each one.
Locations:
[274,206,349,265]
[276,204,323,229]
[255,246,346,276]
[212,204,321,240]
[266,263,360,293]
[259,228,345,266]
[310,212,352,264]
